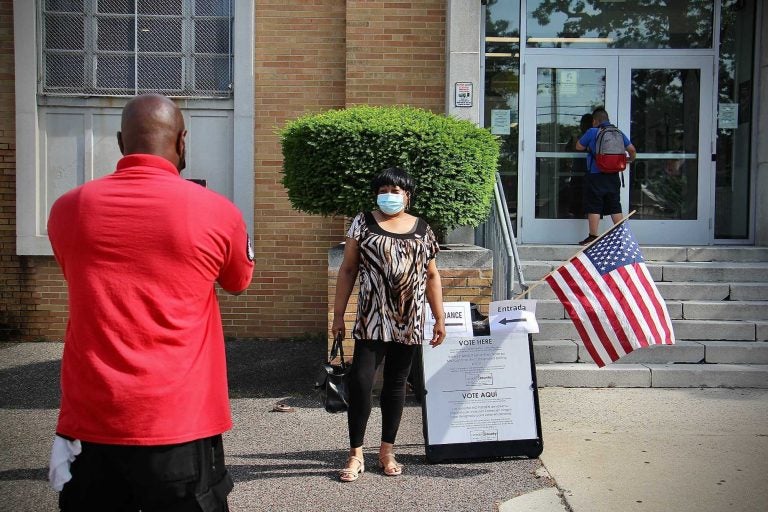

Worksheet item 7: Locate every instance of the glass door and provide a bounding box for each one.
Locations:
[520,54,714,245]
[618,56,714,245]
[520,56,618,243]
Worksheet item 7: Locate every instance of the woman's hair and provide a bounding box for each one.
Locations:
[579,113,593,133]
[371,167,415,196]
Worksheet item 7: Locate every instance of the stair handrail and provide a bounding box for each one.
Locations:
[494,172,527,298]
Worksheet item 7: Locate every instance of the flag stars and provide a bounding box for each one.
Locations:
[585,223,645,274]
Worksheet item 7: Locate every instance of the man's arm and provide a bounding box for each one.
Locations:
[626,143,637,162]
[575,129,592,151]
[217,220,255,295]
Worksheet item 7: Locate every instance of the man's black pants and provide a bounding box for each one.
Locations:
[59,434,233,512]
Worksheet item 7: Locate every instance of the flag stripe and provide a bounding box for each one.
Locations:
[554,263,616,364]
[602,267,648,349]
[623,264,666,343]
[560,261,622,362]
[546,269,610,366]
[637,263,675,344]
[575,256,635,354]
[608,267,653,347]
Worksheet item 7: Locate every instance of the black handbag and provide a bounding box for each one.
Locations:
[314,334,352,413]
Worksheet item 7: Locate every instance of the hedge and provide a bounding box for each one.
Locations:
[280,105,500,236]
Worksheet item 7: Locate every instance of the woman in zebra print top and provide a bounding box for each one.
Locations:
[332,167,446,482]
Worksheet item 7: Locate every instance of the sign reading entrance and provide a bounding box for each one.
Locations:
[420,301,543,462]
[424,301,472,338]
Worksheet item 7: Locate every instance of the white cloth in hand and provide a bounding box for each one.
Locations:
[48,435,82,492]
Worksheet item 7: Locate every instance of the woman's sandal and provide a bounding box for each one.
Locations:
[339,455,365,482]
[378,453,403,476]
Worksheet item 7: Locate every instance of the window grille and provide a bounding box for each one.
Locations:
[40,0,233,98]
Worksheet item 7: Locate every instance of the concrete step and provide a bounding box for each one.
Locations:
[525,281,768,302]
[517,245,768,263]
[535,363,768,388]
[533,339,706,364]
[534,319,760,342]
[535,298,688,320]
[534,339,768,365]
[698,341,768,364]
[682,301,768,321]
[521,260,768,283]
[730,283,768,300]
[527,281,738,301]
[658,262,768,283]
[538,301,768,321]
[516,244,768,387]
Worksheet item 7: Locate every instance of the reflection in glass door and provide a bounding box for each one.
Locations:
[628,69,701,220]
[521,56,618,243]
[618,56,713,245]
[535,68,606,220]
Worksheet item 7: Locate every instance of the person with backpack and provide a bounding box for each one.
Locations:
[575,107,637,245]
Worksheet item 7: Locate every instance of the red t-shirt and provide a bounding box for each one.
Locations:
[48,154,254,445]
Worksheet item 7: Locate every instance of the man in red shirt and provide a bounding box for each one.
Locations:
[47,94,254,511]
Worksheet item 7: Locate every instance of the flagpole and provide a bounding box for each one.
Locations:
[514,210,637,300]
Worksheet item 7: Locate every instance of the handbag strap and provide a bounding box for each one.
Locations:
[330,333,347,367]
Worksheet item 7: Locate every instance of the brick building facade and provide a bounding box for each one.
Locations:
[4,0,767,342]
[1,0,450,341]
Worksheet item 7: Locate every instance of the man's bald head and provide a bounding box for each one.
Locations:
[117,94,187,171]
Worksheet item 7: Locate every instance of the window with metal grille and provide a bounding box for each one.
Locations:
[40,0,233,98]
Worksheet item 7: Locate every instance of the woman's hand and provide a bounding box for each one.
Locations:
[429,318,446,347]
[331,315,346,341]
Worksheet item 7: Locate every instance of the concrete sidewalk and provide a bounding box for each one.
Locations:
[533,388,768,512]
[1,341,767,511]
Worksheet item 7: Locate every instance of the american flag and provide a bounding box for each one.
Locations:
[545,222,675,367]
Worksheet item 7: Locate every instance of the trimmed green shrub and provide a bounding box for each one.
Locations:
[280,105,500,236]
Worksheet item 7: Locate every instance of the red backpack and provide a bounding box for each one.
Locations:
[594,125,627,173]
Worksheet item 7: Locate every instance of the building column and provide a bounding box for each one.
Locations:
[445,0,483,244]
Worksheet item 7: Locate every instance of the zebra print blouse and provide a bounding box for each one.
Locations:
[347,212,440,345]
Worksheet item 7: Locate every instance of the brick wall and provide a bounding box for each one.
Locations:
[0,0,17,339]
[235,0,348,338]
[232,0,447,338]
[346,0,446,110]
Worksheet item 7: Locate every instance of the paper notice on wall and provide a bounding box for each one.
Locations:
[718,103,738,129]
[454,82,473,107]
[491,109,511,135]
[558,70,578,96]
[488,299,539,334]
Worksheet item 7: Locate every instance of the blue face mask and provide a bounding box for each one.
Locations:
[377,193,405,215]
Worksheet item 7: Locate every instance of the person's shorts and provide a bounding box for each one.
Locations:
[59,434,232,512]
[583,172,621,215]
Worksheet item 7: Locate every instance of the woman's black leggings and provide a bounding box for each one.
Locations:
[347,339,417,448]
